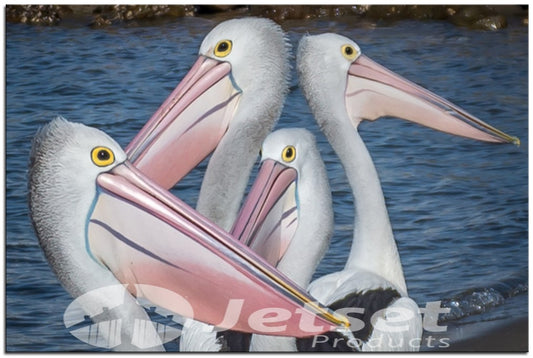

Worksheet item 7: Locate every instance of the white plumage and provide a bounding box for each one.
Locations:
[295,33,422,351]
[29,118,166,351]
[195,17,291,231]
[180,17,291,351]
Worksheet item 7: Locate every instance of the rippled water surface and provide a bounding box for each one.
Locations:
[6,16,528,351]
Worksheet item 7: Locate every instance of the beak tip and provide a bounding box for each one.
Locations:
[511,136,521,147]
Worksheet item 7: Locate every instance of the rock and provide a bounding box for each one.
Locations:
[455,5,489,24]
[89,5,195,27]
[6,5,63,25]
[4,4,528,30]
[450,5,512,29]
[473,15,508,31]
[249,5,307,21]
[199,5,241,13]
[405,5,451,20]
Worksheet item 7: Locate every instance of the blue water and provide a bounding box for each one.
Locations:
[6,16,528,351]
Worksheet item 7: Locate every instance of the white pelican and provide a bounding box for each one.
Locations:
[127,17,292,351]
[233,128,335,351]
[181,128,335,351]
[126,17,291,231]
[28,118,349,351]
[230,128,419,351]
[293,33,518,351]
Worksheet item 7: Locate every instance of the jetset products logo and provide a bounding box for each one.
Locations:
[63,284,451,350]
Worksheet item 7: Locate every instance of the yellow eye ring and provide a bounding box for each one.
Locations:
[214,40,232,57]
[281,145,296,163]
[341,44,358,61]
[91,146,115,167]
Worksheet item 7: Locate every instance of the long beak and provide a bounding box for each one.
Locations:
[125,56,241,190]
[231,159,298,266]
[346,54,520,145]
[87,162,349,336]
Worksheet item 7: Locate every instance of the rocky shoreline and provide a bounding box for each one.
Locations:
[5,5,528,30]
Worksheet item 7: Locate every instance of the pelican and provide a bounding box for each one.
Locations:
[293,33,517,351]
[180,128,334,351]
[125,17,291,231]
[127,17,292,351]
[231,128,335,351]
[28,118,350,351]
[231,127,420,351]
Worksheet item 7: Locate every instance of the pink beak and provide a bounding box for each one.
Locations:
[346,54,520,145]
[87,161,349,336]
[125,56,241,189]
[231,159,299,266]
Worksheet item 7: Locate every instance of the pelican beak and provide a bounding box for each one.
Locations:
[88,161,349,336]
[125,56,241,190]
[231,159,298,266]
[346,54,520,145]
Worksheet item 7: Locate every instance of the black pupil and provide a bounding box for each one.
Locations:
[345,47,353,55]
[286,148,293,157]
[98,150,110,161]
[218,42,228,52]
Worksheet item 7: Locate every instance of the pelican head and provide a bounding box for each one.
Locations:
[297,33,519,145]
[28,118,349,340]
[199,17,291,110]
[126,17,291,192]
[29,118,127,296]
[232,128,333,287]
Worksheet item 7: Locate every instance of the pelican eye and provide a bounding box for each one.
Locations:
[214,40,232,57]
[281,145,296,163]
[341,44,358,61]
[91,146,115,167]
